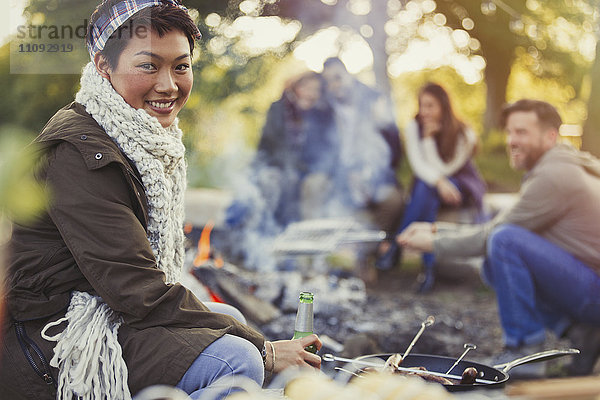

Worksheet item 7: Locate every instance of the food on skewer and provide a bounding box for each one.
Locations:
[379,353,453,385]
[376,353,478,386]
[403,367,454,385]
[383,353,403,371]
[460,367,478,384]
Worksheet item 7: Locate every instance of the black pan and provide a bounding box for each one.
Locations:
[351,349,579,392]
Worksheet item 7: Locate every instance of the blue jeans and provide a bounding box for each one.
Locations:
[398,178,455,266]
[175,303,264,400]
[483,224,600,347]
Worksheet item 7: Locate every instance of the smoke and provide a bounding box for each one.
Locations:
[215,79,400,272]
[220,162,281,271]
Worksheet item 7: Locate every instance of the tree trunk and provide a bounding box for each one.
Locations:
[482,46,514,135]
[582,38,600,157]
[365,2,391,95]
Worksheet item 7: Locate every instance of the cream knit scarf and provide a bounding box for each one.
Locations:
[41,62,187,400]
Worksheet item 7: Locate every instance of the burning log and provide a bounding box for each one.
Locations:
[192,264,281,325]
[190,222,281,325]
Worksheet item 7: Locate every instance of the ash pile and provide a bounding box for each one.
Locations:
[183,249,370,340]
[181,248,494,364]
[182,218,377,332]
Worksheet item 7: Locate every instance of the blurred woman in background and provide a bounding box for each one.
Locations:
[376,82,486,292]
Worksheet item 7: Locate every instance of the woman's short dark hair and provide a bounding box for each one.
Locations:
[87,0,199,69]
[500,99,562,131]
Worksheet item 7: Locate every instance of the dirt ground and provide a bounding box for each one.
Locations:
[361,260,506,359]
[318,255,578,377]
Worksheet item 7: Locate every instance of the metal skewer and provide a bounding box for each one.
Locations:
[322,354,495,384]
[334,367,364,378]
[338,230,387,243]
[272,218,389,256]
[322,353,384,368]
[446,343,477,374]
[403,316,435,359]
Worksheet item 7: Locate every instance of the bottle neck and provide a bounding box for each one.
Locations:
[294,302,314,332]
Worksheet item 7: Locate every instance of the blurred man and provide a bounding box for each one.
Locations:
[321,57,405,239]
[398,99,600,377]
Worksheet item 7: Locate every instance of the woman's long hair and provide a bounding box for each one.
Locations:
[417,83,467,162]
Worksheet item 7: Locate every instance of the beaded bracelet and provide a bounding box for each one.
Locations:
[261,343,268,368]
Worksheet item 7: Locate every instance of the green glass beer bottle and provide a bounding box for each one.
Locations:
[292,291,317,353]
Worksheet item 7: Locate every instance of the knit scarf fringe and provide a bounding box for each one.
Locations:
[41,292,130,400]
[41,62,187,400]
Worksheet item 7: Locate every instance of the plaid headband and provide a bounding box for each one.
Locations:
[87,0,202,60]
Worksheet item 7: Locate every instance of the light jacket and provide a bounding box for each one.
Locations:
[434,144,600,272]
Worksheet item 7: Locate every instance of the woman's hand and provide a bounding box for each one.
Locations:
[436,178,462,206]
[422,120,441,137]
[396,222,435,253]
[266,335,322,374]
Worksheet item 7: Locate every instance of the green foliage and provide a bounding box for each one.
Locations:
[583,40,600,157]
[508,59,588,126]
[0,43,80,133]
[431,0,596,133]
[3,0,597,193]
[476,130,522,192]
[436,0,594,92]
[0,126,47,223]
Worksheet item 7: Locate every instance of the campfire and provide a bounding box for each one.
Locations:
[190,220,224,268]
[182,218,579,398]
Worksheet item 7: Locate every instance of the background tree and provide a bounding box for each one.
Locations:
[2,0,598,186]
[583,2,600,156]
[263,0,596,136]
[434,0,594,133]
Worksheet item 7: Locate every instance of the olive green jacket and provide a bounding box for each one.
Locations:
[1,102,264,399]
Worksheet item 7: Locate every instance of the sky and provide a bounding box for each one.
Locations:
[2,0,27,46]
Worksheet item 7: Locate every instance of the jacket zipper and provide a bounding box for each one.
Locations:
[127,167,144,188]
[15,322,57,387]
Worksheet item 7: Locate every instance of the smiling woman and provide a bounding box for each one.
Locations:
[95,28,193,128]
[0,1,322,399]
[89,0,198,128]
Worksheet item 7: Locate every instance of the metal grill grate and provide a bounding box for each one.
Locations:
[272,218,387,256]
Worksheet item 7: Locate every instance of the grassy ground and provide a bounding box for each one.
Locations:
[474,151,522,193]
